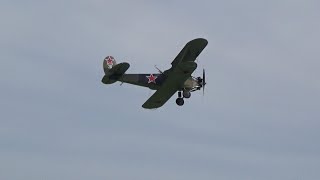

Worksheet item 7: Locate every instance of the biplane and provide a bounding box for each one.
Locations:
[101,38,208,109]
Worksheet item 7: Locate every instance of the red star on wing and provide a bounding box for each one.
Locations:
[106,56,114,66]
[146,74,157,84]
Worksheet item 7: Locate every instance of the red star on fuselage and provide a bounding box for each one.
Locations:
[146,74,157,84]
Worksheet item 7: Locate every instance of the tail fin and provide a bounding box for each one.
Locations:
[102,56,130,84]
[103,56,117,74]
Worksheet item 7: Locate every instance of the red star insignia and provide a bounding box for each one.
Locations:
[146,74,157,84]
[106,56,114,66]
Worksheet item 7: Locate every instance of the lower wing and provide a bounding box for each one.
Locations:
[142,82,177,109]
[142,61,197,109]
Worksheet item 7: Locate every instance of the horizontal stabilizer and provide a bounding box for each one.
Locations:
[106,62,130,76]
[102,62,130,84]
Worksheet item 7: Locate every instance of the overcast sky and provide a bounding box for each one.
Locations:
[0,0,319,180]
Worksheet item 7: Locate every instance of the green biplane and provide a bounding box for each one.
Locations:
[102,38,208,109]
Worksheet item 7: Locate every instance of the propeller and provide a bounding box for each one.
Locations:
[202,68,206,95]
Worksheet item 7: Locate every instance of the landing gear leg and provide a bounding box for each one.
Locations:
[176,91,184,106]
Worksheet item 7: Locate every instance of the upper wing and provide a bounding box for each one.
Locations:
[171,38,208,68]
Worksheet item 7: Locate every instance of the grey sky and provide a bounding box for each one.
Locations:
[0,0,319,179]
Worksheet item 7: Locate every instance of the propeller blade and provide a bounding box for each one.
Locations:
[203,69,206,85]
[202,69,206,95]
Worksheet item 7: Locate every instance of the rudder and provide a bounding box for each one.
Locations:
[103,56,117,74]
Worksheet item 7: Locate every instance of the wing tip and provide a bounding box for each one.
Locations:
[191,38,208,45]
[142,103,162,109]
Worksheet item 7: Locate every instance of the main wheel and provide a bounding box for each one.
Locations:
[176,98,184,106]
[183,91,191,98]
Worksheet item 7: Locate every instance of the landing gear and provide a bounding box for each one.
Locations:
[176,90,192,106]
[183,91,191,98]
[176,98,184,106]
[176,91,186,106]
[176,91,184,106]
